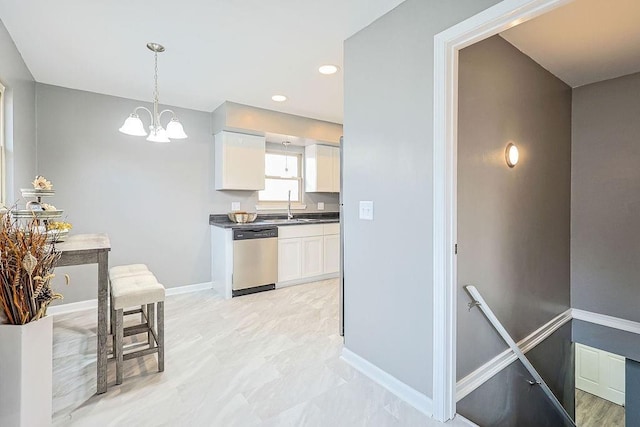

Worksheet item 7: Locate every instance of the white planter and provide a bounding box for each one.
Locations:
[0,315,53,427]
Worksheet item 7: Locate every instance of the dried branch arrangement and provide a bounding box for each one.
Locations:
[0,212,62,325]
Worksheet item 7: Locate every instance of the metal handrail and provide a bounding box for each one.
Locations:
[464,285,576,426]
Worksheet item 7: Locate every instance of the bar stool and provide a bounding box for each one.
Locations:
[109,264,156,332]
[110,271,165,384]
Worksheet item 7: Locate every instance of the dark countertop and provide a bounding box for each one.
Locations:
[209,212,340,229]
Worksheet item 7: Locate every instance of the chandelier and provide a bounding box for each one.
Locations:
[118,42,187,143]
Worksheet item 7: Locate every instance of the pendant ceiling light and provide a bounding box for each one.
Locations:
[119,42,187,143]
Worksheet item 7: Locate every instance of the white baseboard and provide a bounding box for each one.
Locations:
[572,308,640,335]
[276,273,339,289]
[341,348,433,417]
[165,282,213,296]
[456,309,572,402]
[47,282,213,316]
[47,299,98,316]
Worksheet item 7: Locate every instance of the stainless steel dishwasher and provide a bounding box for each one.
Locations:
[232,227,278,297]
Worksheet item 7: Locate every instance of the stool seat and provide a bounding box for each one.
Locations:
[109,264,165,385]
[111,275,165,310]
[109,264,150,281]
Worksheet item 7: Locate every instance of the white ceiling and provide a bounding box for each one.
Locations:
[500,0,640,88]
[0,0,405,124]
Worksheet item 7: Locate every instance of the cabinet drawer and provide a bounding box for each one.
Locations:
[323,223,340,235]
[278,224,324,239]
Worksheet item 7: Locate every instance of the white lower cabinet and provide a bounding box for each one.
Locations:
[323,234,340,274]
[277,223,340,285]
[302,236,324,278]
[278,239,303,282]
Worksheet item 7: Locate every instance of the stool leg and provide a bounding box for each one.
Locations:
[157,301,164,372]
[147,303,155,348]
[110,297,116,355]
[115,308,124,385]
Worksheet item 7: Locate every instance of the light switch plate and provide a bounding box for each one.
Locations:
[317,202,325,211]
[231,202,241,211]
[359,201,374,220]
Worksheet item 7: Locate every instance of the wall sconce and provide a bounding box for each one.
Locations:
[505,143,519,168]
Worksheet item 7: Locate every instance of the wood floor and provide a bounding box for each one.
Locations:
[576,389,625,427]
[52,279,468,426]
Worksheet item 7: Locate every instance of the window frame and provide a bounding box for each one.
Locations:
[257,148,305,207]
[0,80,5,206]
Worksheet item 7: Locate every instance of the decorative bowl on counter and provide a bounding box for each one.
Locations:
[228,212,258,224]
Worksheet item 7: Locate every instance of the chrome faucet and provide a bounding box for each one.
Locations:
[287,190,294,220]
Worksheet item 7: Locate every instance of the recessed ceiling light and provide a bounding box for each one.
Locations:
[318,64,339,75]
[272,95,287,102]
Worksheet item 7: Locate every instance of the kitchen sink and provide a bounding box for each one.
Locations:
[260,218,315,224]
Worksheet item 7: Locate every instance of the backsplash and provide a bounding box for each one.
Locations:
[208,188,339,214]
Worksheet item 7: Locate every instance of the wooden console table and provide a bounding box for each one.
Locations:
[56,234,111,394]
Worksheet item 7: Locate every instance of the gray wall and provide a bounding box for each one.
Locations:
[36,84,339,304]
[343,0,500,398]
[571,72,640,322]
[457,323,574,426]
[457,36,572,379]
[36,84,214,303]
[0,18,36,203]
[627,359,640,427]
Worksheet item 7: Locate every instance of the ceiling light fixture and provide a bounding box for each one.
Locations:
[318,64,339,75]
[272,95,287,102]
[282,141,291,173]
[505,143,519,168]
[119,42,187,143]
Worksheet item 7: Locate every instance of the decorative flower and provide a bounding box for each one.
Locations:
[32,176,53,190]
[22,252,37,276]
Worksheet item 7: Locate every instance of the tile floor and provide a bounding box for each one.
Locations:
[52,279,467,426]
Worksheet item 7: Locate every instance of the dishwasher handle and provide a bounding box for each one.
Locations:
[233,228,278,240]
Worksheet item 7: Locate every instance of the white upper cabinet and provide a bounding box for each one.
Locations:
[305,144,340,193]
[214,131,266,190]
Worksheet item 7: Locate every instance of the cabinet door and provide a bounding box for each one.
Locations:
[215,131,265,190]
[278,239,302,282]
[301,236,324,278]
[305,144,334,193]
[323,234,340,274]
[332,147,341,193]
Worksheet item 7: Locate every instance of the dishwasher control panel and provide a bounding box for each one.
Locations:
[233,228,278,240]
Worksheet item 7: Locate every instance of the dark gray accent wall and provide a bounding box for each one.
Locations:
[571,72,640,322]
[0,18,36,203]
[457,323,574,426]
[573,320,640,363]
[343,0,500,397]
[457,35,572,379]
[627,359,640,427]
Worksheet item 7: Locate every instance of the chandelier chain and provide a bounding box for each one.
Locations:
[154,50,159,105]
[119,42,187,142]
[153,50,159,128]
